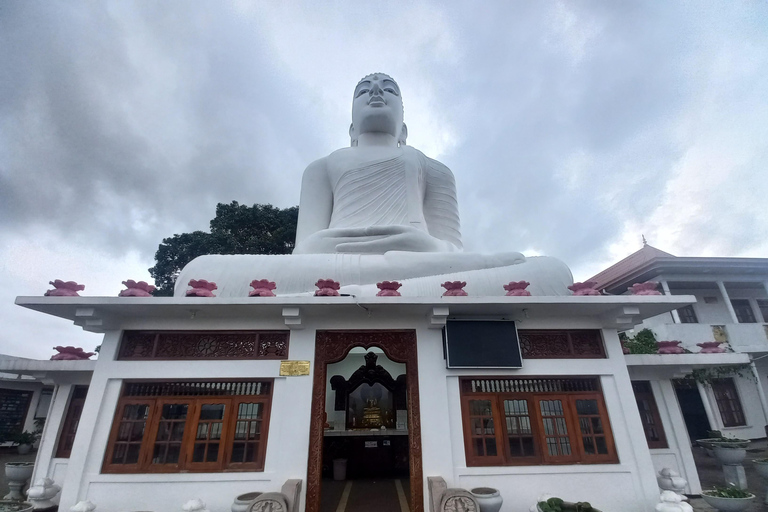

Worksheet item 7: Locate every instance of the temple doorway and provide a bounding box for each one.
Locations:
[306,331,422,512]
[673,379,712,443]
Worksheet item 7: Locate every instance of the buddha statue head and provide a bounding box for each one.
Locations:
[350,73,407,146]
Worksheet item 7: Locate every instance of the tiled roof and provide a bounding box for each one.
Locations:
[589,245,675,290]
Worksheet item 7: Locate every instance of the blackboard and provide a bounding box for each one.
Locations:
[444,320,523,368]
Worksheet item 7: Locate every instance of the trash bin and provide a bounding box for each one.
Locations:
[333,458,347,481]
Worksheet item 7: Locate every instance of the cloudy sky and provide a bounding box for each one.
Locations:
[1,1,767,359]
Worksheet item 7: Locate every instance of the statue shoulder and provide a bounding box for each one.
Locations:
[403,146,455,178]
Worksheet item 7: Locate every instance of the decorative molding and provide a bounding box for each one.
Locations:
[118,331,289,360]
[306,330,423,512]
[518,330,605,359]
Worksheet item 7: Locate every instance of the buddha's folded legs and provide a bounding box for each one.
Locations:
[174,252,572,297]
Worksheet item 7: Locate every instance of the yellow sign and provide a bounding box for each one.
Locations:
[280,360,311,376]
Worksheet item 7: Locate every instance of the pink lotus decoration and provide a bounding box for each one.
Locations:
[442,281,468,296]
[119,280,156,297]
[51,346,95,360]
[629,281,661,295]
[44,280,84,297]
[186,279,217,297]
[249,279,277,297]
[657,341,685,354]
[315,279,340,296]
[504,281,531,296]
[568,281,601,296]
[698,341,727,353]
[376,281,402,297]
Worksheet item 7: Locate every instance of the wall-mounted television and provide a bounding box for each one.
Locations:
[444,319,522,369]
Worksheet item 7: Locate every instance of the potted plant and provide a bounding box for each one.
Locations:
[536,497,602,512]
[700,486,755,512]
[12,432,38,455]
[711,437,750,466]
[752,459,768,504]
[0,501,34,512]
[470,487,502,512]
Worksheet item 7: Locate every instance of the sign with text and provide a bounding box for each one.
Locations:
[279,360,310,376]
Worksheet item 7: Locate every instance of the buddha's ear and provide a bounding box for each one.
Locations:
[349,123,357,147]
[398,123,408,146]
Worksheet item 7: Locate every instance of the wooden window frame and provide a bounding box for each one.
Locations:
[102,382,272,474]
[631,381,668,449]
[711,378,746,428]
[677,305,698,324]
[757,299,768,323]
[55,386,89,458]
[460,378,618,467]
[731,299,757,324]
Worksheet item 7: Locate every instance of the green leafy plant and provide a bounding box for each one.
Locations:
[703,485,753,499]
[707,430,723,438]
[13,430,38,445]
[537,498,598,512]
[621,328,658,354]
[683,363,755,386]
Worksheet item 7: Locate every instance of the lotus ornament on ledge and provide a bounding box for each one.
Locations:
[44,279,85,296]
[698,341,727,353]
[568,281,601,296]
[315,279,341,296]
[51,346,95,360]
[118,279,156,297]
[504,281,531,296]
[249,279,277,297]
[441,281,467,296]
[186,279,217,297]
[376,281,402,296]
[629,281,662,295]
[657,341,685,354]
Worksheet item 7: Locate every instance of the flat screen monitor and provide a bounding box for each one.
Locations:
[444,319,522,368]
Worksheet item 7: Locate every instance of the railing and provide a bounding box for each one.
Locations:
[650,323,768,352]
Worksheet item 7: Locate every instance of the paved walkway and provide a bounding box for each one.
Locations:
[688,439,768,511]
[321,479,410,512]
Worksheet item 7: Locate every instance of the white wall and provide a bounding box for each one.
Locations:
[52,310,665,512]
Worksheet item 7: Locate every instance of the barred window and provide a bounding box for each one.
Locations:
[711,378,746,427]
[631,381,668,449]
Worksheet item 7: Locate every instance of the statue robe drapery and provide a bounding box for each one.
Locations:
[328,146,462,250]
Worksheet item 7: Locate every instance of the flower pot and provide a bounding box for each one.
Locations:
[232,492,262,512]
[16,444,31,455]
[4,463,34,501]
[470,487,502,512]
[752,460,768,504]
[0,501,34,512]
[713,446,747,465]
[701,492,755,512]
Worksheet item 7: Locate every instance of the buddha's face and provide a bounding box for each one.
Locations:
[351,74,404,142]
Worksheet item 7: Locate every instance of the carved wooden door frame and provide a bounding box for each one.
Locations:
[305,330,423,512]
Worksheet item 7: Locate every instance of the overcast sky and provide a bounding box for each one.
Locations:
[2,1,767,359]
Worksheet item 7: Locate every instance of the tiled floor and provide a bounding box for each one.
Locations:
[321,478,411,512]
[688,440,768,511]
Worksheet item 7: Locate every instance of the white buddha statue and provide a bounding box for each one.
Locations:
[175,74,572,297]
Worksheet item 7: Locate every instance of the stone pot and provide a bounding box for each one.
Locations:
[16,445,31,456]
[0,501,34,512]
[700,492,755,512]
[470,487,502,512]
[713,446,747,466]
[231,492,262,512]
[752,460,768,504]
[3,463,35,501]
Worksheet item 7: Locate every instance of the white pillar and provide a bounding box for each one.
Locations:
[697,382,722,430]
[660,280,681,324]
[750,359,768,425]
[717,281,739,323]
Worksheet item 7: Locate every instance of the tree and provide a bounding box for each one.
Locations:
[149,202,298,296]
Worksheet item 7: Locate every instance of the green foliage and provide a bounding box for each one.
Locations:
[148,202,298,296]
[622,328,658,354]
[537,498,598,512]
[704,485,753,499]
[707,430,723,439]
[13,430,38,445]
[683,363,755,386]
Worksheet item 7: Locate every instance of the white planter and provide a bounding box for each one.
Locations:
[713,446,747,466]
[752,460,768,504]
[470,488,502,512]
[0,501,34,512]
[700,492,755,512]
[231,492,262,512]
[3,463,35,501]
